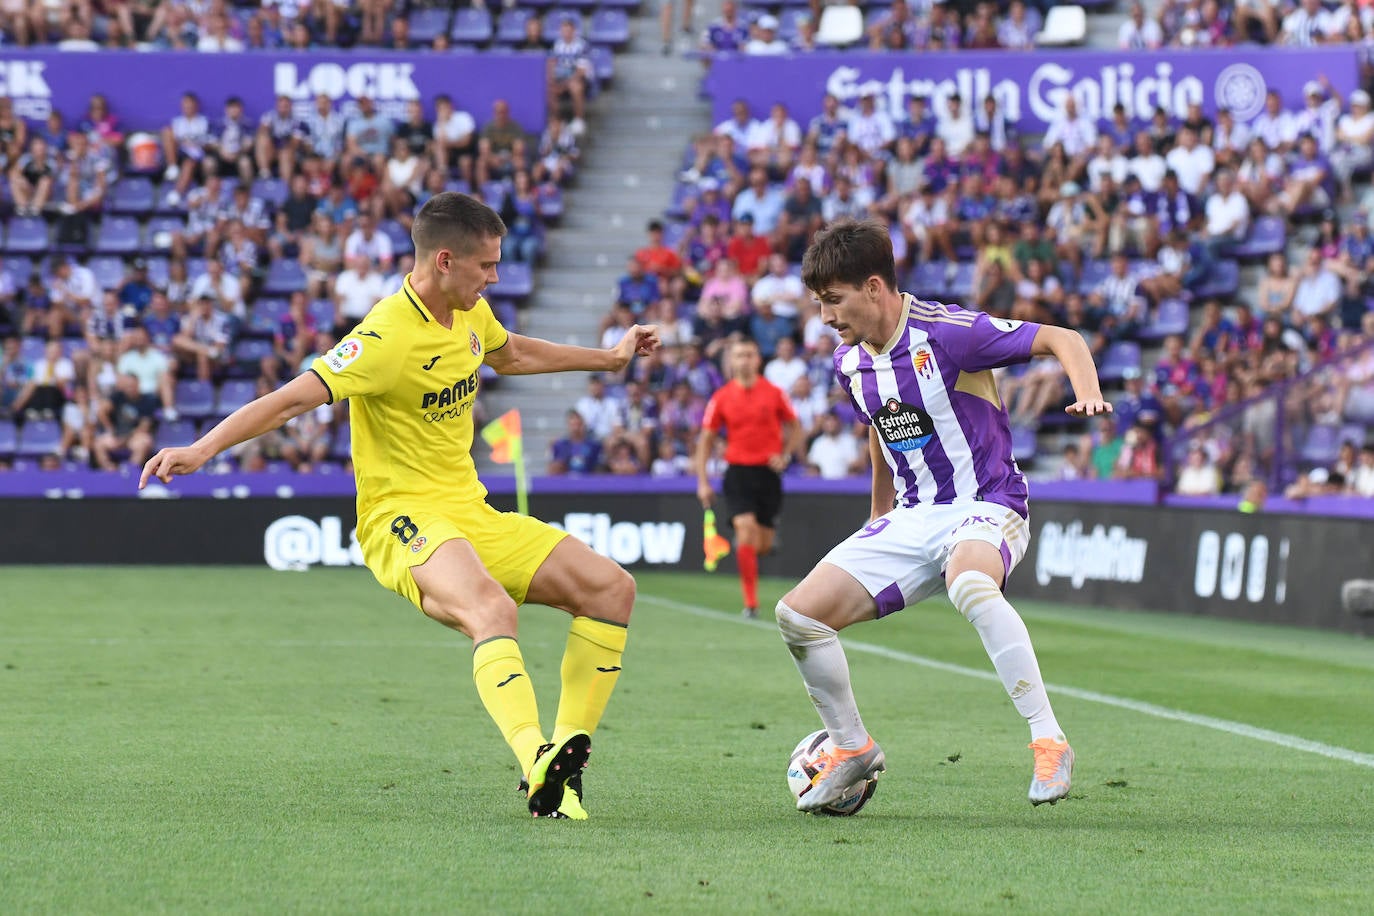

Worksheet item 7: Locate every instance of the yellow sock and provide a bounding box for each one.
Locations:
[472,636,545,775]
[553,617,628,744]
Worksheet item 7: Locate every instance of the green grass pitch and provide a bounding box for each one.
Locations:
[3,566,1373,913]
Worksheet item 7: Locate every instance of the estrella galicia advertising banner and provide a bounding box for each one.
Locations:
[2,493,1370,633]
[0,50,546,131]
[705,48,1360,133]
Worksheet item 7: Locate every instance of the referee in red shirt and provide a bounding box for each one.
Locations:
[696,337,803,618]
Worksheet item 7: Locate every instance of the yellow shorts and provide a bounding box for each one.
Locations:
[358,500,568,611]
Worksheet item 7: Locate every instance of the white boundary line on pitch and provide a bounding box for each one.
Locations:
[641,594,1374,770]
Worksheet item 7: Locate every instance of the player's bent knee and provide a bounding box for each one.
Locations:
[423,581,518,636]
[776,600,836,646]
[596,565,637,623]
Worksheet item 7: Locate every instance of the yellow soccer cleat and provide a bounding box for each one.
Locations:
[526,730,590,817]
[703,509,731,571]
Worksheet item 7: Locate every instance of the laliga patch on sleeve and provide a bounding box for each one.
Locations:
[325,338,364,373]
[988,318,1023,333]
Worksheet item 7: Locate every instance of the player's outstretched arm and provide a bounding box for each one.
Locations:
[867,426,896,523]
[1030,325,1114,418]
[138,372,331,488]
[484,325,661,376]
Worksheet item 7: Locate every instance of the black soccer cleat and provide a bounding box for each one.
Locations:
[525,731,591,817]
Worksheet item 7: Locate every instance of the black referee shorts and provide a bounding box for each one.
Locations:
[722,464,783,529]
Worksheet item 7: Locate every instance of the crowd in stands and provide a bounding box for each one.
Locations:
[0,4,617,473]
[560,42,1374,500]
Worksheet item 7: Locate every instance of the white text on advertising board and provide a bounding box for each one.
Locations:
[1035,520,1148,589]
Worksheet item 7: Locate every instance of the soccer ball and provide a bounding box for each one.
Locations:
[786,729,879,816]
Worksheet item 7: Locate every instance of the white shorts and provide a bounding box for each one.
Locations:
[821,502,1030,618]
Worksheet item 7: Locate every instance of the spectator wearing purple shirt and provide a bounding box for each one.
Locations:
[702,0,749,53]
[142,292,181,355]
[550,410,603,475]
[1270,134,1334,218]
[616,257,661,316]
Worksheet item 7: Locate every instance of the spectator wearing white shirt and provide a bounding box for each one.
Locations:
[751,253,806,318]
[1292,80,1341,153]
[763,335,807,394]
[1204,169,1250,251]
[745,14,789,54]
[13,339,74,420]
[807,412,864,479]
[433,94,476,185]
[1118,2,1163,48]
[1292,247,1341,324]
[1164,128,1215,195]
[46,259,99,339]
[188,259,245,319]
[1129,131,1168,192]
[746,103,802,172]
[847,94,896,158]
[1330,90,1374,199]
[1175,444,1222,496]
[714,99,758,150]
[936,93,975,157]
[160,92,211,202]
[575,374,625,440]
[344,214,395,268]
[197,11,245,52]
[1249,91,1298,154]
[173,294,233,381]
[1211,107,1251,167]
[1085,134,1129,193]
[115,326,176,420]
[1043,96,1098,160]
[333,255,388,324]
[1280,0,1330,46]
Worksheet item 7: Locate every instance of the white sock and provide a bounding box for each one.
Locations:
[948,571,1064,742]
[775,601,869,751]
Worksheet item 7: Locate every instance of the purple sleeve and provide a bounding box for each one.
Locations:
[937,312,1040,373]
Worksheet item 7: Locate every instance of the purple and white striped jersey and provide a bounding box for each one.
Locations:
[834,294,1039,518]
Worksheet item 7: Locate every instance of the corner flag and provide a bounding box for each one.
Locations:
[481,409,529,515]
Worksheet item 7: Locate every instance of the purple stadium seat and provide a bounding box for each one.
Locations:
[488,261,533,299]
[1192,260,1240,300]
[597,0,640,8]
[185,257,208,281]
[145,256,170,289]
[1228,216,1286,261]
[1099,341,1142,383]
[490,299,519,330]
[154,182,189,214]
[542,11,581,44]
[250,178,289,209]
[155,419,199,451]
[5,217,48,254]
[88,256,128,291]
[144,215,187,254]
[215,379,257,416]
[948,262,976,299]
[0,420,16,456]
[587,9,629,46]
[587,45,614,86]
[175,380,216,419]
[248,298,290,337]
[407,7,452,44]
[909,261,947,298]
[16,419,61,458]
[308,299,338,329]
[19,336,46,365]
[1299,424,1342,466]
[107,177,157,215]
[1010,424,1038,461]
[482,180,509,211]
[777,7,810,40]
[1340,422,1368,450]
[449,7,493,44]
[1075,259,1111,295]
[1139,299,1190,341]
[1,256,34,287]
[95,217,141,255]
[262,259,307,295]
[378,219,413,255]
[562,0,598,9]
[537,185,564,221]
[495,8,533,44]
[518,0,556,8]
[664,182,697,220]
[329,422,352,460]
[230,338,274,377]
[661,221,688,249]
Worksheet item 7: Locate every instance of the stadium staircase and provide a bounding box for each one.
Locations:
[479,7,713,474]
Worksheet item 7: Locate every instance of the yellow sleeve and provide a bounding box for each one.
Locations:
[473,297,511,354]
[308,325,402,403]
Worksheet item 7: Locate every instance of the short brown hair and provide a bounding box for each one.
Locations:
[411,191,506,256]
[801,218,898,294]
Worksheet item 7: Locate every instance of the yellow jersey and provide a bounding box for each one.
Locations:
[308,274,510,516]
